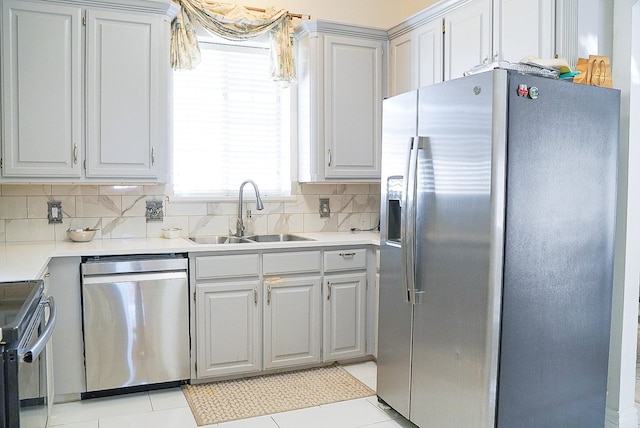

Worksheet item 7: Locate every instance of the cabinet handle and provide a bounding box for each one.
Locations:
[267,284,271,305]
[482,56,489,64]
[327,281,331,300]
[493,51,499,61]
[339,252,356,258]
[151,146,155,166]
[73,143,78,164]
[328,149,332,167]
[254,287,258,306]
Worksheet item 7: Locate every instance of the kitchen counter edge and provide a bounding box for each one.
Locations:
[0,232,380,282]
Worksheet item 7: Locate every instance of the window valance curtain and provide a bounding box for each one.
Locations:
[171,0,295,83]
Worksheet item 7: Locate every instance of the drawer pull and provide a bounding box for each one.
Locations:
[339,252,356,258]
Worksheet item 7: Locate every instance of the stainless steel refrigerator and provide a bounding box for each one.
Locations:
[377,69,619,428]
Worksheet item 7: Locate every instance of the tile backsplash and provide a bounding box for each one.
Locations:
[0,183,381,242]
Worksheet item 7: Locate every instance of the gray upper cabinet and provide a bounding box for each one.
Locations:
[295,20,387,182]
[443,0,491,81]
[493,0,555,63]
[388,0,556,96]
[1,1,82,178]
[0,0,176,182]
[85,9,167,180]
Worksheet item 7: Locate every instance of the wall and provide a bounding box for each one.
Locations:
[0,183,380,242]
[398,0,440,22]
[606,1,640,426]
[234,0,438,29]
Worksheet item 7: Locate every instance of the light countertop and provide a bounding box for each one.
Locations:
[0,231,380,282]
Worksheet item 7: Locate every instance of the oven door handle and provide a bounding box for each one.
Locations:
[20,296,56,364]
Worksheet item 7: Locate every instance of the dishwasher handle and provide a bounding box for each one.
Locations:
[81,257,187,276]
[82,271,187,286]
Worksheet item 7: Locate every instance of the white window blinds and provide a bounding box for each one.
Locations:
[172,41,291,198]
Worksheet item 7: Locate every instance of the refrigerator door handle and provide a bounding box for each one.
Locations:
[402,137,427,305]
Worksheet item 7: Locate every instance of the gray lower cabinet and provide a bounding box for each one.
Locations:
[323,272,367,361]
[193,253,262,379]
[196,280,262,378]
[48,256,86,400]
[192,250,322,380]
[323,248,368,362]
[263,276,321,369]
[262,251,322,369]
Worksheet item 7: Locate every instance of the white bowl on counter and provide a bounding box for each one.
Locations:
[67,228,99,242]
[161,228,182,239]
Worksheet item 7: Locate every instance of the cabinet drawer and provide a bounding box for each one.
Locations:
[196,254,260,279]
[263,251,321,275]
[324,249,367,272]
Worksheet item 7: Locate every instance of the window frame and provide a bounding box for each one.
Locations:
[170,34,298,202]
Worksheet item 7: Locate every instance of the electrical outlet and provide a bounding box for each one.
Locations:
[47,201,63,224]
[145,200,164,222]
[319,198,330,218]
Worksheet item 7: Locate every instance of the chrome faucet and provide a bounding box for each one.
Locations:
[235,180,264,236]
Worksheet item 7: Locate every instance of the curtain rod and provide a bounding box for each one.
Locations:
[244,6,310,20]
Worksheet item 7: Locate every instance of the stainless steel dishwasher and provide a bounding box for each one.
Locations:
[80,254,189,393]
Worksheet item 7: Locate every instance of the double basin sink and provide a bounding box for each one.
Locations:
[189,234,313,245]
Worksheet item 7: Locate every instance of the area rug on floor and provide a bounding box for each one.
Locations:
[182,364,376,425]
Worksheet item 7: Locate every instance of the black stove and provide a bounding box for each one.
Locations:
[0,281,43,347]
[1,279,53,428]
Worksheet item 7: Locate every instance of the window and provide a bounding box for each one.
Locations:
[172,39,292,198]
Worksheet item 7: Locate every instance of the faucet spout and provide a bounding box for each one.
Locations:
[235,180,264,236]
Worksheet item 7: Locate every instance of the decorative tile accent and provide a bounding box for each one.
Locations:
[47,201,63,224]
[319,198,330,217]
[146,200,163,222]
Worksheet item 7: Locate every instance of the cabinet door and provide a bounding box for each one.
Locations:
[196,280,261,378]
[415,18,444,88]
[389,31,414,96]
[444,0,492,81]
[264,276,321,369]
[85,9,166,179]
[323,35,383,179]
[323,272,366,361]
[493,0,555,62]
[1,1,82,177]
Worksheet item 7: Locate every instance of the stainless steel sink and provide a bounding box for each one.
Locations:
[244,234,314,242]
[189,236,254,244]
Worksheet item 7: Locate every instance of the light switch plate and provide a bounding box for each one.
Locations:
[48,201,63,224]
